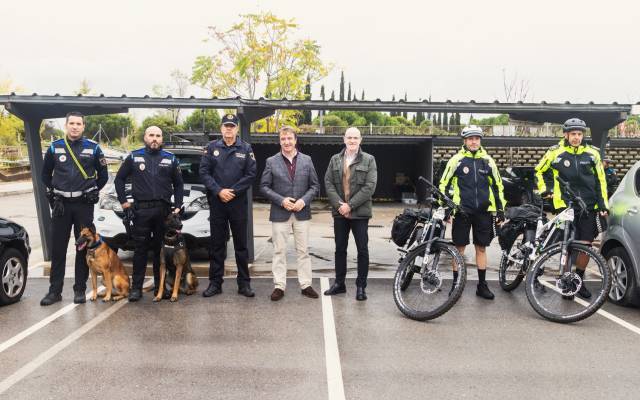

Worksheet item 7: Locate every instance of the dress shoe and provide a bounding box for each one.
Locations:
[238,286,255,297]
[128,288,142,302]
[301,286,319,299]
[476,281,495,300]
[356,286,367,301]
[40,292,62,306]
[73,290,86,304]
[270,288,285,301]
[323,282,346,296]
[202,283,222,297]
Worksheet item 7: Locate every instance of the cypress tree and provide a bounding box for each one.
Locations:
[402,92,408,119]
[331,90,335,101]
[347,82,351,102]
[361,90,365,100]
[339,71,345,101]
[391,95,396,116]
[320,85,325,101]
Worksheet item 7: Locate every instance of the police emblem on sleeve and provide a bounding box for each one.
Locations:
[100,158,107,166]
[463,166,469,174]
[213,149,220,157]
[59,155,67,162]
[139,163,146,171]
[563,160,570,168]
[250,152,255,160]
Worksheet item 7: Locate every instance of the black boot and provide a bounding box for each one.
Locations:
[323,282,346,296]
[238,285,255,297]
[40,292,62,306]
[203,282,222,297]
[73,290,86,304]
[356,286,367,301]
[476,281,495,300]
[128,288,142,302]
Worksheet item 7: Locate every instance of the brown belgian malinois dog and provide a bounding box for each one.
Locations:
[76,225,130,302]
[154,212,198,302]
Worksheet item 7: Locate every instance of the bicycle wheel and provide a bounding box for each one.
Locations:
[393,241,467,321]
[498,233,527,292]
[525,243,611,323]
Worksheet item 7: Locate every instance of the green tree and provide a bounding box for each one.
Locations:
[313,114,346,127]
[191,11,330,130]
[443,112,448,130]
[339,71,345,101]
[347,82,351,102]
[470,114,509,125]
[320,85,326,100]
[0,78,25,145]
[330,90,335,100]
[390,95,397,116]
[153,69,190,125]
[361,90,365,100]
[181,109,221,132]
[301,74,312,124]
[402,92,408,119]
[74,78,93,95]
[138,114,179,141]
[84,114,136,142]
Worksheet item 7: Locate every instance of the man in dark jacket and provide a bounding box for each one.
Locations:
[260,126,320,301]
[323,127,377,301]
[199,114,257,298]
[40,111,108,306]
[115,126,183,302]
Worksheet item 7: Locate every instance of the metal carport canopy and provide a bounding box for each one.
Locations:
[0,93,633,262]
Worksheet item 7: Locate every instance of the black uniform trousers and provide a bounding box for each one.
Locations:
[333,217,370,288]
[49,201,94,294]
[208,195,250,288]
[131,204,168,290]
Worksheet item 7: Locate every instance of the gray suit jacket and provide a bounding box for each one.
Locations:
[260,152,319,222]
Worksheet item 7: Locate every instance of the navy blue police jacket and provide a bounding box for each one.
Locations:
[42,137,108,192]
[199,137,257,198]
[114,147,184,208]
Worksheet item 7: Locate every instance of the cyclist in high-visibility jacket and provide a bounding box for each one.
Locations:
[439,126,506,300]
[534,117,608,299]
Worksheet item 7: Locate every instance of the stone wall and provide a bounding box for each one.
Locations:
[433,146,640,176]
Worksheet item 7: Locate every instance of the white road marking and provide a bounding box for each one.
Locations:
[0,286,106,355]
[0,298,127,395]
[538,280,640,335]
[320,277,346,400]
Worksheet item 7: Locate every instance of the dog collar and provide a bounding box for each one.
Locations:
[88,234,103,249]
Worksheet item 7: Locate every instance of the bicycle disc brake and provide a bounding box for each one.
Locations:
[420,266,442,294]
[555,272,581,296]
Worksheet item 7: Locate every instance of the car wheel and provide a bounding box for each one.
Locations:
[0,248,28,305]
[607,247,638,306]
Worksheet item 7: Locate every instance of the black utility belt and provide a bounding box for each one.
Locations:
[135,200,169,209]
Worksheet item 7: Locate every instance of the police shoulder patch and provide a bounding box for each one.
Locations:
[100,158,108,166]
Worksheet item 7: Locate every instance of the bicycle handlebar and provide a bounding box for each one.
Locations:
[418,176,459,211]
[556,177,588,211]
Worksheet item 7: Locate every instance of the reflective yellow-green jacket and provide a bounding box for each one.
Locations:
[534,139,608,211]
[438,146,506,213]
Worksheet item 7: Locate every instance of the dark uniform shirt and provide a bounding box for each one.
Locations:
[114,147,184,208]
[42,137,108,192]
[199,137,257,197]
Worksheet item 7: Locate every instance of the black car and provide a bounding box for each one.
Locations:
[0,217,30,305]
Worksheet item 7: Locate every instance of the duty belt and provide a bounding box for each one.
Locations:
[53,187,97,198]
[135,200,169,209]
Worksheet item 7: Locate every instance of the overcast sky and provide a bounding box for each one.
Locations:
[2,0,639,113]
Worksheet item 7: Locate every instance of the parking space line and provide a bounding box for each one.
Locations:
[0,286,106,355]
[539,280,640,335]
[0,298,128,395]
[320,277,346,400]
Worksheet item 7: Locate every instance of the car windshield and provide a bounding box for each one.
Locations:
[176,153,203,185]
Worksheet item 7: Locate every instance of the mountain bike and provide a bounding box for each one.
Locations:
[392,176,467,321]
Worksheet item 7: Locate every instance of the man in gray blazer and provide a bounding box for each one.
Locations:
[260,126,320,301]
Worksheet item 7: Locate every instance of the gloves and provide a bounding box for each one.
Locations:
[123,207,135,223]
[85,190,99,204]
[52,198,64,218]
[495,210,505,224]
[540,190,553,199]
[46,189,56,207]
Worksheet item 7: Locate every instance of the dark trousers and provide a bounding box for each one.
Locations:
[208,197,250,288]
[334,217,370,288]
[131,206,167,290]
[49,201,94,294]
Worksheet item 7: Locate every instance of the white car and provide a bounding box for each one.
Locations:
[95,146,211,252]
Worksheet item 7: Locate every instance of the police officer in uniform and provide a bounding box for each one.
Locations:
[40,111,108,306]
[439,126,506,300]
[199,114,257,298]
[114,126,184,302]
[535,118,608,299]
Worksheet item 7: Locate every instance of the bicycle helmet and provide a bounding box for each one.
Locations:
[461,125,484,138]
[562,118,587,133]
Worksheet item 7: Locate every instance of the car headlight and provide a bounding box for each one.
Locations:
[185,196,209,212]
[100,195,123,212]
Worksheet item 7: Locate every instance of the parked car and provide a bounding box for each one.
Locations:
[95,145,211,252]
[0,217,30,305]
[601,159,640,306]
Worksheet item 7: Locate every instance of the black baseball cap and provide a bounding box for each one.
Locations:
[221,113,239,126]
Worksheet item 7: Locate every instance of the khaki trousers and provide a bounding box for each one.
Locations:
[271,215,312,290]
